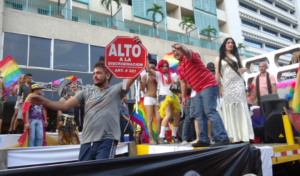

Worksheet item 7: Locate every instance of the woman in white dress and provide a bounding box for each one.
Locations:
[215,38,254,143]
[8,74,25,134]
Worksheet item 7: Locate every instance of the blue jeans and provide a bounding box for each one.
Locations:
[158,95,167,103]
[193,85,229,144]
[28,119,43,147]
[78,139,118,161]
[120,116,134,142]
[182,99,193,141]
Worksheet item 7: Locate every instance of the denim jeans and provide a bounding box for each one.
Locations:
[120,116,134,142]
[158,95,167,103]
[78,139,118,161]
[28,119,43,147]
[182,98,193,141]
[193,85,229,144]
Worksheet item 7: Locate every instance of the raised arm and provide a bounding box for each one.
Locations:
[140,75,147,92]
[146,59,156,77]
[28,95,80,112]
[172,44,192,60]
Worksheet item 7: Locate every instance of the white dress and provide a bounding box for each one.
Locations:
[221,57,254,142]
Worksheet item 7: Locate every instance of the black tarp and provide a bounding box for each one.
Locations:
[0,144,262,176]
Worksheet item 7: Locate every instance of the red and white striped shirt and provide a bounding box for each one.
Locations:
[178,50,218,93]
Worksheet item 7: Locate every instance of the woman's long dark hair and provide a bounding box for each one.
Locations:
[218,37,242,73]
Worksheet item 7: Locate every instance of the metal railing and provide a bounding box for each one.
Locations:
[4,0,252,54]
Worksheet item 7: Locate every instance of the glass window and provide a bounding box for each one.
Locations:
[242,20,259,29]
[265,45,279,51]
[239,2,257,12]
[281,34,293,42]
[263,28,277,36]
[29,37,51,68]
[3,33,28,65]
[90,46,104,72]
[263,0,272,4]
[245,39,262,48]
[275,4,288,12]
[260,12,275,20]
[54,40,89,72]
[278,19,290,26]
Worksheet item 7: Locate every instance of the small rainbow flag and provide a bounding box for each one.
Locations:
[52,76,77,86]
[130,98,157,140]
[0,56,24,95]
[163,52,179,74]
[292,62,300,112]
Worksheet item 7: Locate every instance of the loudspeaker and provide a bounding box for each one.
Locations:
[260,99,289,143]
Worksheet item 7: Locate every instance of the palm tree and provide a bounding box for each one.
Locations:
[146,3,165,30]
[237,43,248,50]
[58,0,61,6]
[179,17,195,34]
[201,25,217,41]
[101,0,121,27]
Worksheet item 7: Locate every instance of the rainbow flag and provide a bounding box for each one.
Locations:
[0,56,24,95]
[52,76,77,86]
[292,62,300,112]
[163,52,179,74]
[130,98,157,140]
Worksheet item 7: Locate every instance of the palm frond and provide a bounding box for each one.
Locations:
[114,0,121,8]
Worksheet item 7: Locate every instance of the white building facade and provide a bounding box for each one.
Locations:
[221,0,300,79]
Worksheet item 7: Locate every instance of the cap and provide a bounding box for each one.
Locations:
[30,83,44,92]
[207,62,215,71]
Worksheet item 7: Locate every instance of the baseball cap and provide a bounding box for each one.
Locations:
[207,62,215,71]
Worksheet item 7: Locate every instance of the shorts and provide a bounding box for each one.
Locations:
[158,95,167,103]
[144,97,159,106]
[16,103,24,120]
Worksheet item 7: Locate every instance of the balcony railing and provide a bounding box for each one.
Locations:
[4,0,251,54]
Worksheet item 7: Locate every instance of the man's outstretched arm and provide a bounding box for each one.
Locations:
[28,95,80,112]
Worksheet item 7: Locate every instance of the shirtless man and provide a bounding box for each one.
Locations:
[140,59,161,144]
[0,72,7,133]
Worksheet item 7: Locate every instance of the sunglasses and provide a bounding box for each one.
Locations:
[150,67,156,70]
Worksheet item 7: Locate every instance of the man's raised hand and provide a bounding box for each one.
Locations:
[133,35,142,43]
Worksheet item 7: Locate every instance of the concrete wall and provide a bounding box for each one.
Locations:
[2,7,222,64]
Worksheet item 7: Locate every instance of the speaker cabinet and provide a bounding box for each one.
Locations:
[260,99,289,143]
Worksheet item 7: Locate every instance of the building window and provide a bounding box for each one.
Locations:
[245,39,262,48]
[260,12,275,20]
[242,20,259,30]
[275,4,288,12]
[29,37,51,68]
[54,40,89,72]
[90,46,105,72]
[3,33,28,65]
[281,34,293,42]
[263,28,277,36]
[263,0,272,4]
[265,45,279,51]
[239,2,257,12]
[278,19,290,26]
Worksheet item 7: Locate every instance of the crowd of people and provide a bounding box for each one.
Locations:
[0,35,279,162]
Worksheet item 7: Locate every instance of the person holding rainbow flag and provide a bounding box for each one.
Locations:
[19,83,48,147]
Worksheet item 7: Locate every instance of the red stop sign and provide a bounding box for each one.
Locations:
[105,36,147,79]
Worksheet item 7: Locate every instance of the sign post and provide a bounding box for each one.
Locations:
[105,36,147,81]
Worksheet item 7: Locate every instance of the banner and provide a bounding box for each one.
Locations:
[0,144,262,176]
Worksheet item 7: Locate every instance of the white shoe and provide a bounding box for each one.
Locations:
[190,140,199,144]
[181,141,188,145]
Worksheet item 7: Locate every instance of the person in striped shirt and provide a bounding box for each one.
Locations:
[172,44,230,147]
